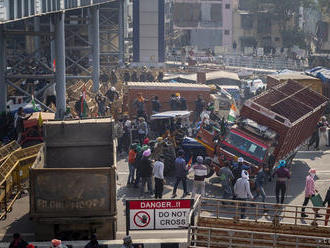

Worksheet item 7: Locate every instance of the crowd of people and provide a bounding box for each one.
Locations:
[124,140,330,223]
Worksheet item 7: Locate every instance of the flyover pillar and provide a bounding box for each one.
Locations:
[0,25,7,113]
[91,6,100,92]
[54,12,66,119]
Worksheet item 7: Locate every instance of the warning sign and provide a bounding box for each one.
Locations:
[129,209,154,230]
[127,199,192,231]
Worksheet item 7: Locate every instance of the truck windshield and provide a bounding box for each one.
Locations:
[225,131,267,161]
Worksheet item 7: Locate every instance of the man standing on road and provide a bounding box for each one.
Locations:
[153,154,165,199]
[122,114,132,153]
[194,95,205,123]
[253,164,267,210]
[172,150,189,198]
[189,156,208,198]
[234,170,253,219]
[219,161,234,200]
[301,169,321,218]
[232,157,244,184]
[272,160,290,204]
[139,149,153,196]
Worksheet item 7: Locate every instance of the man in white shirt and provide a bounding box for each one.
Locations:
[189,156,208,198]
[153,154,165,199]
[234,170,253,219]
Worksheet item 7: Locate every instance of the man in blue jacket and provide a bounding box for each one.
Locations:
[172,150,190,198]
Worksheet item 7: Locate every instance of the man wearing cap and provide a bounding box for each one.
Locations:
[301,169,321,218]
[234,170,253,219]
[172,150,189,198]
[232,157,244,185]
[139,149,153,196]
[219,161,234,200]
[189,156,208,198]
[153,154,165,198]
[272,160,290,204]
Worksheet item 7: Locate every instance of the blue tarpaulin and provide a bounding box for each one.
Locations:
[305,67,330,83]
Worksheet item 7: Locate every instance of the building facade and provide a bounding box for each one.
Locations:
[172,0,233,51]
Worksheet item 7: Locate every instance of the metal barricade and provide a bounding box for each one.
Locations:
[0,143,43,220]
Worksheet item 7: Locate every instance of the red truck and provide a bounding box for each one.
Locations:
[197,80,328,176]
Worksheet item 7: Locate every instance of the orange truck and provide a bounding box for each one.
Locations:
[197,80,328,176]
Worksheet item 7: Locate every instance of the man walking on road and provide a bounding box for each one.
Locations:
[189,156,208,198]
[272,160,290,204]
[234,170,253,219]
[172,150,189,198]
[253,164,267,210]
[153,154,165,199]
[301,169,321,218]
[219,161,234,200]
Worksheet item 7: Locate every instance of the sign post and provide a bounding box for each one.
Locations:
[126,199,193,234]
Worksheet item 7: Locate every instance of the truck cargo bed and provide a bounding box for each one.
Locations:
[241,80,328,161]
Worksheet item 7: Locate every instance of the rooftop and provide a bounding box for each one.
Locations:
[126,82,211,91]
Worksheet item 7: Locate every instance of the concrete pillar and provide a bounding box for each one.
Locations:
[50,17,55,71]
[0,25,7,113]
[91,6,100,92]
[34,17,40,58]
[87,8,93,67]
[54,12,66,119]
[119,0,124,64]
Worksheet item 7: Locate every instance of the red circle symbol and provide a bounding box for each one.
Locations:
[133,211,150,228]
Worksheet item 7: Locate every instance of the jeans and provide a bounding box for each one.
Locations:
[254,182,266,203]
[222,183,233,199]
[134,170,141,187]
[154,178,164,199]
[192,180,205,198]
[127,163,135,184]
[122,133,131,153]
[275,182,286,204]
[236,198,247,219]
[140,177,153,195]
[173,177,187,195]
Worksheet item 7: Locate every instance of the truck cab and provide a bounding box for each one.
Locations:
[196,118,277,177]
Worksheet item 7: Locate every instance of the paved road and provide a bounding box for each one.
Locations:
[1,150,329,242]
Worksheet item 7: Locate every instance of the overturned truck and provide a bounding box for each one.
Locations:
[197,80,329,176]
[30,118,116,241]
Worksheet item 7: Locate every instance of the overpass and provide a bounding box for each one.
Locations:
[0,0,125,118]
